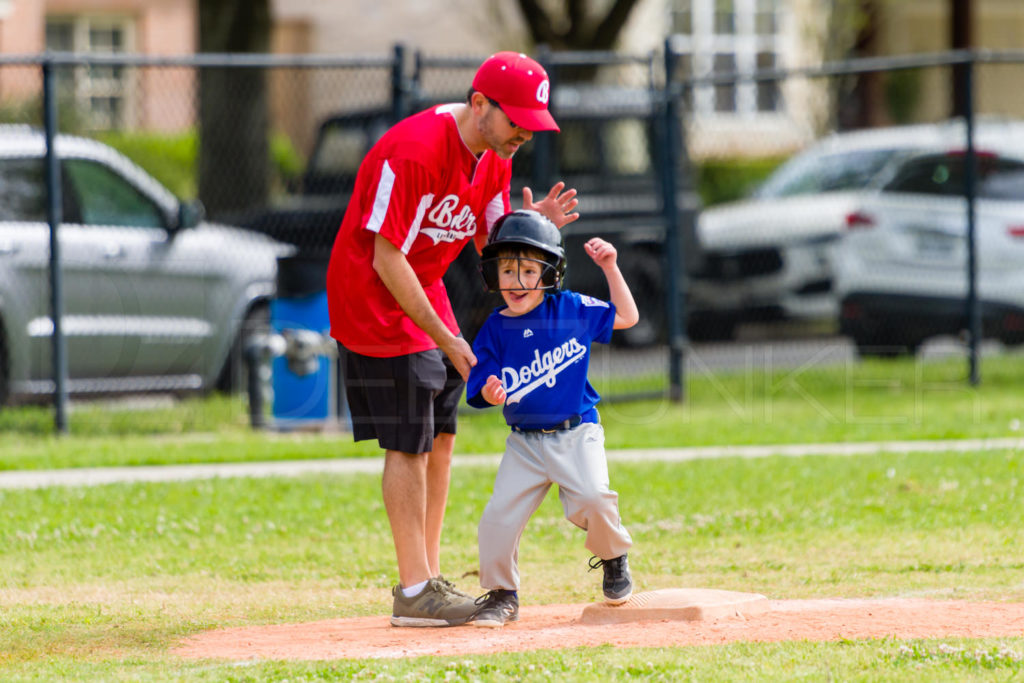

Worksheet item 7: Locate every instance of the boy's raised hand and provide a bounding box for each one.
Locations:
[584,237,618,270]
[481,374,507,406]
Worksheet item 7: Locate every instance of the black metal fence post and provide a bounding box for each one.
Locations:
[42,58,69,433]
[962,53,980,385]
[391,43,407,124]
[532,45,555,194]
[662,38,686,402]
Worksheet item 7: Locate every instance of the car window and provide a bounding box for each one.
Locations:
[305,115,390,195]
[0,157,47,221]
[309,122,371,176]
[884,155,964,195]
[755,147,900,198]
[555,118,653,177]
[979,166,1024,200]
[883,154,1024,199]
[510,116,656,195]
[63,158,165,228]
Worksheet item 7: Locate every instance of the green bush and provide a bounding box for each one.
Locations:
[97,130,198,198]
[270,132,304,191]
[97,129,304,201]
[694,156,787,206]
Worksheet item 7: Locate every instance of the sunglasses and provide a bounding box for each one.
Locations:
[487,97,523,131]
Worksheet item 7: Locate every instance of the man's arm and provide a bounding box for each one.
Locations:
[372,233,476,380]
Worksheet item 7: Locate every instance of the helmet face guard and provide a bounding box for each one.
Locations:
[478,209,566,293]
[480,254,562,291]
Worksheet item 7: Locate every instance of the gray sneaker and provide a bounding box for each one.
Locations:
[390,578,478,627]
[436,574,476,600]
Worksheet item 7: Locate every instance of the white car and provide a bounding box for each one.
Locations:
[686,120,1015,341]
[0,125,292,406]
[834,125,1024,356]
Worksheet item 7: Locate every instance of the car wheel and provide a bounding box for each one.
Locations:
[215,302,271,394]
[851,329,922,359]
[686,312,738,342]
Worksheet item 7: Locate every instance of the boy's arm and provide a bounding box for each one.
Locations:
[466,323,503,408]
[584,238,640,330]
[605,264,640,330]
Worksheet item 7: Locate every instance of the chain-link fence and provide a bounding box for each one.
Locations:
[676,50,1024,389]
[3,47,1024,428]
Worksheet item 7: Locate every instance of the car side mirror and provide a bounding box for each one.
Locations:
[176,199,205,231]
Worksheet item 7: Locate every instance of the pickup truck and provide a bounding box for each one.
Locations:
[241,87,700,346]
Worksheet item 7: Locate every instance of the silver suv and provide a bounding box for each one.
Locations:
[0,126,291,406]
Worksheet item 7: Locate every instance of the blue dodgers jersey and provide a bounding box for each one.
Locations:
[467,290,616,430]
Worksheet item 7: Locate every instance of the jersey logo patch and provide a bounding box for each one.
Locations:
[422,194,478,245]
[523,329,533,338]
[580,295,609,308]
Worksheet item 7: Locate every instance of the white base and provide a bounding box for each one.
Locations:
[580,588,770,625]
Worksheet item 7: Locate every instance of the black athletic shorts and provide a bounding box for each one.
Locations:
[338,343,464,455]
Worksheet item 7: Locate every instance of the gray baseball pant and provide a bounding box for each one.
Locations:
[478,422,633,591]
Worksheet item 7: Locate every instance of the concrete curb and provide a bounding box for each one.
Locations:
[1,437,1021,490]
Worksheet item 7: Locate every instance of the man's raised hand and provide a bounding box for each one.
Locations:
[522,182,579,228]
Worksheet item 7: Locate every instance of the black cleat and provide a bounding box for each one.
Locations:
[473,589,519,628]
[589,554,633,605]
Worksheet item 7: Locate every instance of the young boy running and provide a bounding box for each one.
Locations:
[465,209,640,628]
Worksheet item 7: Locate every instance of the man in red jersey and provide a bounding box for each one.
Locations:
[326,52,578,627]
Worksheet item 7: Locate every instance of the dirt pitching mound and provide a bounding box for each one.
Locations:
[174,598,1024,661]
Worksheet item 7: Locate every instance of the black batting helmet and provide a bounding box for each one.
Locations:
[479,210,566,291]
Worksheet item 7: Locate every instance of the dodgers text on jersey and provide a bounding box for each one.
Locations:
[503,337,587,403]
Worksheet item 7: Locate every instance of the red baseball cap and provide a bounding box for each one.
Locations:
[472,51,559,132]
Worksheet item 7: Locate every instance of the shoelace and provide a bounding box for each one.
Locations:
[474,589,513,608]
[588,555,625,579]
[437,575,474,599]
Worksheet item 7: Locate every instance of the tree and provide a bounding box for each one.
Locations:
[507,0,643,82]
[950,0,972,118]
[834,0,885,130]
[515,0,642,51]
[831,0,974,129]
[197,0,270,220]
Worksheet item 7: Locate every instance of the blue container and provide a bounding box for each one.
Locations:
[269,256,342,429]
[270,291,336,428]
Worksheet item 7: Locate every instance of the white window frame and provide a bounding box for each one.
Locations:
[45,14,136,131]
[669,0,783,118]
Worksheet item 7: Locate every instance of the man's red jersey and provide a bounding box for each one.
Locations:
[327,105,512,357]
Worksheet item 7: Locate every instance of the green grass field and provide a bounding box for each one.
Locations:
[1,354,1022,471]
[1,353,1022,680]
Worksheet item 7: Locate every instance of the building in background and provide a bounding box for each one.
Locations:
[0,0,194,131]
[1,1,1023,158]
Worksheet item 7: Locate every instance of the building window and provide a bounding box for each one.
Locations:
[714,0,735,34]
[669,0,782,116]
[45,16,134,130]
